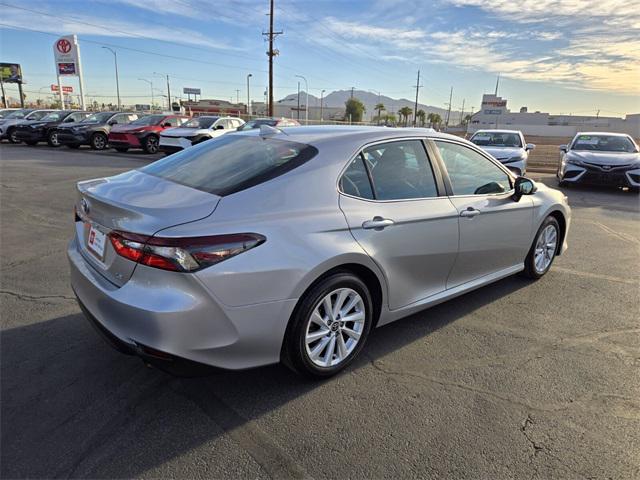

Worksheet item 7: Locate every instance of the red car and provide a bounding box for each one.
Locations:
[108,114,189,154]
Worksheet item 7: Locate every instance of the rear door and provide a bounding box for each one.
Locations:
[339,139,459,310]
[432,139,534,288]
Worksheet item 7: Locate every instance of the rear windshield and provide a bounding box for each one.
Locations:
[471,131,522,147]
[238,119,277,131]
[141,135,318,196]
[571,135,637,152]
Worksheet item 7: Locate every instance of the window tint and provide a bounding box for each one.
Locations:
[362,140,438,200]
[435,141,511,195]
[340,156,374,199]
[141,135,318,196]
[67,112,88,122]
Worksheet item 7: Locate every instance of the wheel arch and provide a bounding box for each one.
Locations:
[547,210,567,256]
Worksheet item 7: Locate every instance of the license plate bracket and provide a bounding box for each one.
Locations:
[87,224,107,260]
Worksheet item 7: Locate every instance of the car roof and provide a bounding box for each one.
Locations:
[235,125,461,147]
[473,129,522,134]
[575,131,631,137]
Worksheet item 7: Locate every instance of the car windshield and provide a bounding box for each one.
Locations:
[571,135,637,153]
[129,115,166,126]
[81,112,114,123]
[183,117,218,129]
[237,119,277,131]
[471,132,522,147]
[141,135,318,196]
[5,110,30,119]
[40,112,68,122]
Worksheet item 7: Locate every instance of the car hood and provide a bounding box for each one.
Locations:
[478,146,525,160]
[161,127,209,137]
[567,150,639,166]
[0,118,31,128]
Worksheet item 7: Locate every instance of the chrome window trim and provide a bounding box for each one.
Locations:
[337,136,448,203]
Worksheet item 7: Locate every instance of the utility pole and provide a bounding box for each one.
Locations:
[494,73,500,96]
[445,86,453,127]
[296,81,300,120]
[295,74,308,124]
[102,47,120,110]
[166,75,171,111]
[235,89,240,104]
[320,89,325,121]
[246,73,252,115]
[263,0,282,117]
[350,86,354,99]
[412,69,422,127]
[460,98,465,126]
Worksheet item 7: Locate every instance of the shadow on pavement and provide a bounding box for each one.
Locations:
[1,275,531,478]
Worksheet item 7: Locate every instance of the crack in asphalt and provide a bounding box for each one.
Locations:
[0,289,75,303]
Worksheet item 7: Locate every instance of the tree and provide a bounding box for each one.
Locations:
[416,109,426,127]
[345,97,366,123]
[398,106,413,126]
[427,112,442,128]
[374,103,385,124]
[463,114,472,126]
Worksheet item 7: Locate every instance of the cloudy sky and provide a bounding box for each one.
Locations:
[1,0,638,115]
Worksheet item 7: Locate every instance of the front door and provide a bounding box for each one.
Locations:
[339,139,459,310]
[432,140,534,288]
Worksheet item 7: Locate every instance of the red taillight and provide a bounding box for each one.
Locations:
[108,231,265,272]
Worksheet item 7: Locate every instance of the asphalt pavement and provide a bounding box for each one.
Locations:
[1,143,639,479]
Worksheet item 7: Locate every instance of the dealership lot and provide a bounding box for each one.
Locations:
[1,143,638,478]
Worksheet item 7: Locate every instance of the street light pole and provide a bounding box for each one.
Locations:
[138,78,153,111]
[246,73,252,116]
[320,89,325,122]
[154,72,171,111]
[102,47,121,110]
[295,74,308,124]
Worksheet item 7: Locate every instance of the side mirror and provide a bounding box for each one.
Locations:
[525,143,536,151]
[559,144,568,152]
[162,122,172,127]
[215,124,225,130]
[64,118,75,123]
[108,120,117,126]
[513,176,536,202]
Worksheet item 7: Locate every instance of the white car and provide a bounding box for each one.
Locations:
[159,116,244,154]
[469,129,535,176]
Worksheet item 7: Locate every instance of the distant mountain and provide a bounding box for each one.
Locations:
[277,89,458,121]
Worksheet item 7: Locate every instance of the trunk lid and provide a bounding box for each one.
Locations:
[75,169,220,286]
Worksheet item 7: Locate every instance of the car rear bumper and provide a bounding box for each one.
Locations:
[559,163,640,188]
[68,235,296,371]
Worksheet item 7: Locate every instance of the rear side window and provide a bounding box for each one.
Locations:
[340,156,374,199]
[141,135,318,196]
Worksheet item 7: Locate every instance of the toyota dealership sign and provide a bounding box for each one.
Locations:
[53,35,79,76]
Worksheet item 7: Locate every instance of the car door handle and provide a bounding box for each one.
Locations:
[362,217,395,230]
[460,207,481,218]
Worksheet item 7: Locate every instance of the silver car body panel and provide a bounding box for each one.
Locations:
[69,126,571,370]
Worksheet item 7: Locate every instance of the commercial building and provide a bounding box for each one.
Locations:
[469,94,639,137]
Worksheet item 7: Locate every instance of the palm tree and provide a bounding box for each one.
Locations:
[374,103,385,125]
[416,109,426,127]
[398,106,413,127]
[427,112,442,129]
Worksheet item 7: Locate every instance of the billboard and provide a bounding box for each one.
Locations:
[53,36,79,77]
[183,87,201,95]
[0,63,23,83]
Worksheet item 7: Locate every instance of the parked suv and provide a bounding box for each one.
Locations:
[56,111,139,150]
[159,116,244,154]
[469,129,535,176]
[109,114,189,154]
[14,110,90,146]
[0,109,55,143]
[237,117,300,131]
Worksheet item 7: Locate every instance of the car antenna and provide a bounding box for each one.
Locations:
[259,124,288,137]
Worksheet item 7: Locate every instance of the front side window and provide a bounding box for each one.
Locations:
[339,156,374,199]
[27,111,50,121]
[130,115,165,126]
[362,140,438,200]
[141,135,318,196]
[435,141,511,195]
[82,112,113,123]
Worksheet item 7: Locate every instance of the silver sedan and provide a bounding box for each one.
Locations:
[69,126,571,378]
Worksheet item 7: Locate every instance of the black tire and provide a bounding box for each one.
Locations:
[25,140,38,146]
[90,132,108,150]
[282,272,373,378]
[47,130,61,147]
[66,143,81,149]
[522,216,561,279]
[142,134,159,154]
[7,128,20,144]
[114,147,129,153]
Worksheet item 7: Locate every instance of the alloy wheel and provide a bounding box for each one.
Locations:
[146,136,158,153]
[93,134,106,150]
[304,288,366,367]
[49,131,59,146]
[534,224,558,273]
